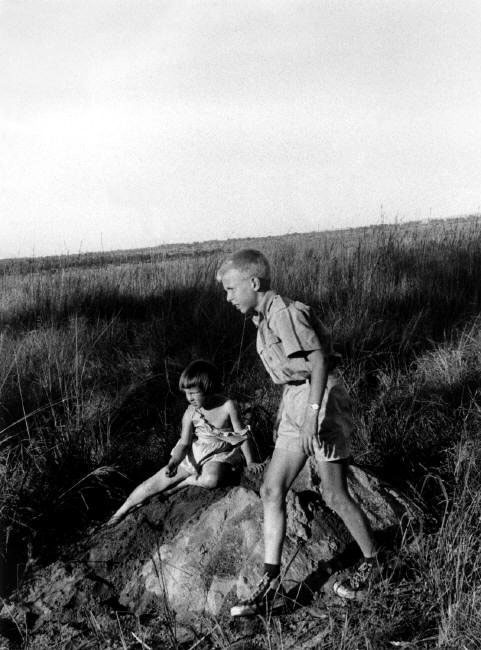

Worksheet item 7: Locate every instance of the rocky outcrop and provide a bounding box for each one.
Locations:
[1,460,412,638]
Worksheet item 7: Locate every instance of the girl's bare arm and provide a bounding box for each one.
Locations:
[226,399,244,433]
[226,399,257,465]
[167,409,194,475]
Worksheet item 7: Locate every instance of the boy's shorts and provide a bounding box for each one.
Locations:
[275,379,352,461]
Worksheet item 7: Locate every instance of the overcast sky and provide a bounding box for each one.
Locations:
[1,0,481,259]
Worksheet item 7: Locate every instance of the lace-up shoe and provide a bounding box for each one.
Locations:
[332,556,380,600]
[230,573,283,617]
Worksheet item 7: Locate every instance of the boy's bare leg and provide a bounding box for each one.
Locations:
[108,466,191,525]
[317,459,376,558]
[261,447,308,564]
[229,447,306,618]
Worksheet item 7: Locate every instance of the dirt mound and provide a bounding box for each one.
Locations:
[0,462,412,647]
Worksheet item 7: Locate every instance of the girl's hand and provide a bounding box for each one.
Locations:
[245,460,268,476]
[166,459,179,477]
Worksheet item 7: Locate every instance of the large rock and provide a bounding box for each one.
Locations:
[2,461,412,634]
[88,461,409,622]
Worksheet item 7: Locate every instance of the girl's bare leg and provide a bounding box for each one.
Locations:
[181,460,233,489]
[108,466,191,524]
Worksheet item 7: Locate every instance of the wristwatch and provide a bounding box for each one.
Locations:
[308,403,320,411]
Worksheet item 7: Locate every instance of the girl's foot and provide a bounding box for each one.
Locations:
[105,502,143,528]
[105,511,127,528]
[85,516,122,540]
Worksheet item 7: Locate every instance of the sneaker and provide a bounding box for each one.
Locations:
[332,556,380,600]
[230,573,283,617]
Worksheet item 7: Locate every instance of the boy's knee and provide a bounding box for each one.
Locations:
[323,488,347,513]
[260,482,285,505]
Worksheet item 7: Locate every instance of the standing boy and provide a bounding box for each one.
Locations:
[217,249,379,617]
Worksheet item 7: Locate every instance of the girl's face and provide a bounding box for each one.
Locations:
[183,386,206,408]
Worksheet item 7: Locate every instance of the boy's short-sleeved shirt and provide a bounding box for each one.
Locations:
[253,290,330,385]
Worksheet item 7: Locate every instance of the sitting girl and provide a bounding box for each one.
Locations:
[107,359,255,526]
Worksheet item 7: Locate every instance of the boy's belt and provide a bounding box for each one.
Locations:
[285,379,309,386]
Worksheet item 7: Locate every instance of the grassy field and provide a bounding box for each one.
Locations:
[1,215,481,648]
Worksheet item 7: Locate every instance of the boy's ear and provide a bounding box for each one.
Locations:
[249,276,261,291]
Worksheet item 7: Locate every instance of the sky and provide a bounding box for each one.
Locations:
[1,0,481,259]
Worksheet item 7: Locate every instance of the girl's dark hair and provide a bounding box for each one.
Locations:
[178,360,222,394]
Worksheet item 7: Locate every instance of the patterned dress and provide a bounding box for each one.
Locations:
[178,405,246,475]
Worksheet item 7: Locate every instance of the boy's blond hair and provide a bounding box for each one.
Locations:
[216,249,271,285]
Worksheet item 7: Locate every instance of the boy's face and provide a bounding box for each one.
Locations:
[221,268,260,314]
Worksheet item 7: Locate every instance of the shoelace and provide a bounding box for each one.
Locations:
[245,574,273,603]
[349,561,373,589]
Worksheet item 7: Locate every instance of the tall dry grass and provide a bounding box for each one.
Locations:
[2,217,481,646]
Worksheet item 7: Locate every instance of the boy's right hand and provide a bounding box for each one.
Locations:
[166,460,178,477]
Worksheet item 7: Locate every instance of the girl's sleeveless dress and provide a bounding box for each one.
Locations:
[178,405,245,475]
